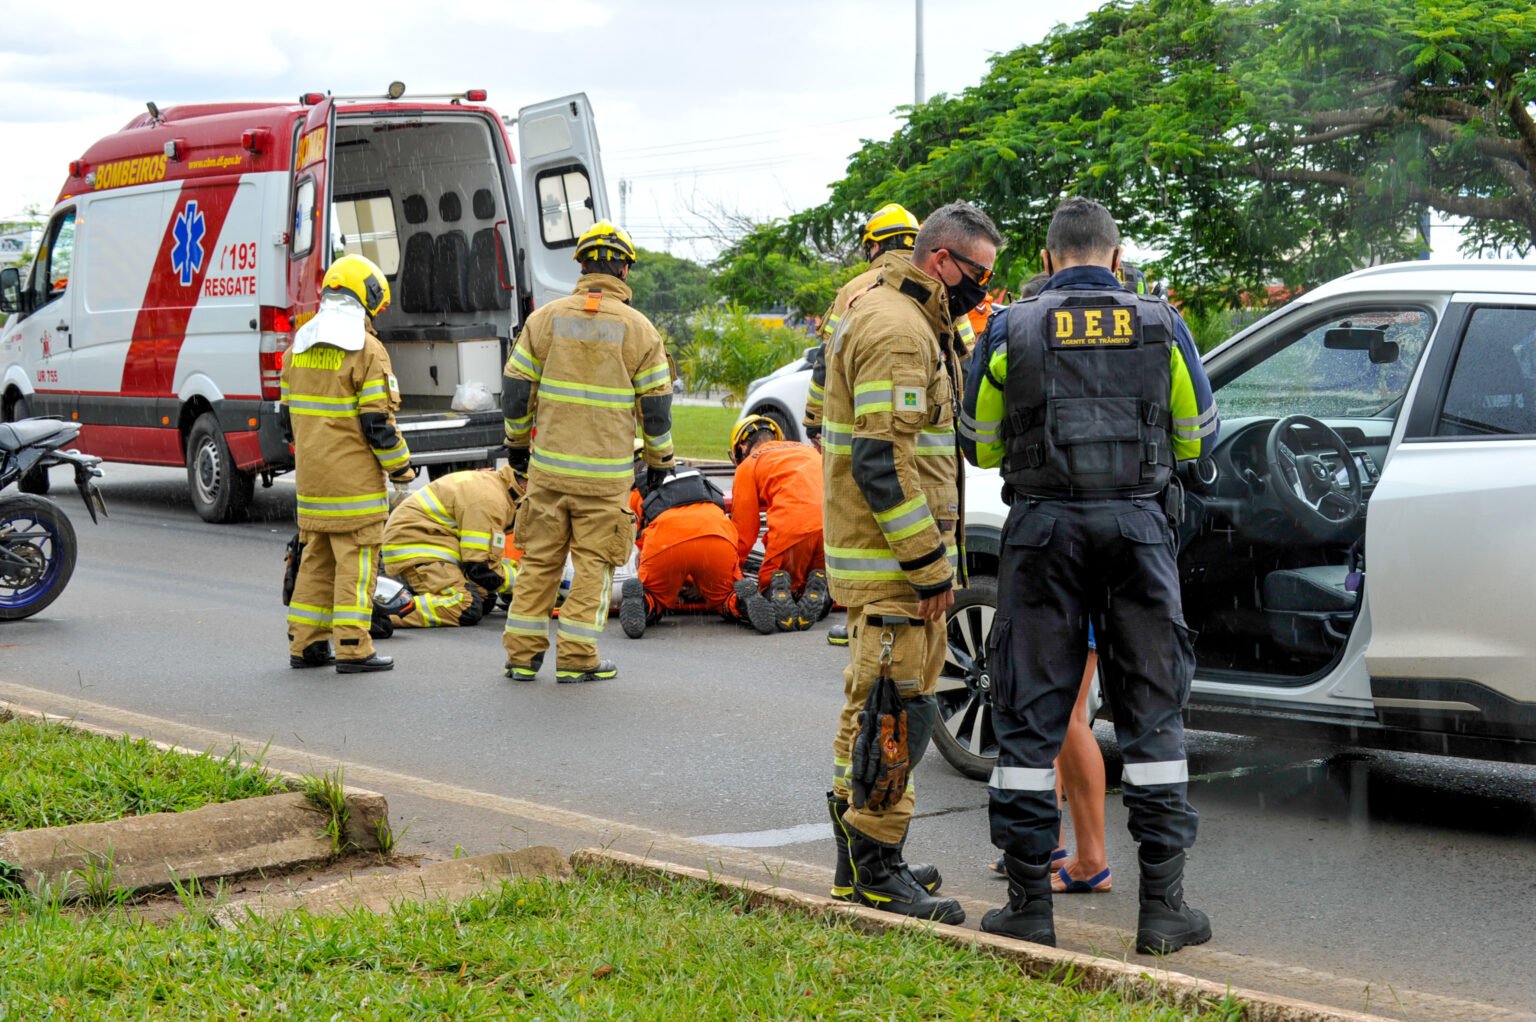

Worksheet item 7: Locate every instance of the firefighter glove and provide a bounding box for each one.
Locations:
[850,672,910,812]
[282,533,304,607]
[389,466,417,484]
[645,465,671,493]
[506,446,531,474]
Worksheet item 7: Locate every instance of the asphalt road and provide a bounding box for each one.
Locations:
[3,465,1533,1022]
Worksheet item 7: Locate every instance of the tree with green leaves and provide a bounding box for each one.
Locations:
[626,247,714,348]
[730,0,1536,311]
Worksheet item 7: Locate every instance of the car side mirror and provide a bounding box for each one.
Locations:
[0,267,19,315]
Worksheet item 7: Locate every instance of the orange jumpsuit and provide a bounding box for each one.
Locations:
[731,440,825,595]
[629,489,742,615]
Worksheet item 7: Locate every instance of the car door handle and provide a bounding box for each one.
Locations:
[57,321,69,331]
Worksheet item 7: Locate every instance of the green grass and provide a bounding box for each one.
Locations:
[0,715,283,831]
[668,403,743,463]
[0,864,1243,1020]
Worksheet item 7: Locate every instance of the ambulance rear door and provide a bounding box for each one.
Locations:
[517,94,610,308]
[288,97,336,323]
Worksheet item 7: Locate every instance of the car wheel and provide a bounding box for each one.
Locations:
[932,575,999,780]
[186,412,255,523]
[752,406,794,444]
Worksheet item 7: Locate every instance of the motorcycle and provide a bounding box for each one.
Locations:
[0,417,107,621]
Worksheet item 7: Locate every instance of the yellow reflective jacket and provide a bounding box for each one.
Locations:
[822,255,963,604]
[382,466,520,591]
[281,321,409,533]
[805,250,908,432]
[503,273,673,497]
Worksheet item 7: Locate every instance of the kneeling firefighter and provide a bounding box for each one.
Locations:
[619,463,754,638]
[381,465,523,627]
[281,254,413,674]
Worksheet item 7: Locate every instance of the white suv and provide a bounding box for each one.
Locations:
[750,262,1536,777]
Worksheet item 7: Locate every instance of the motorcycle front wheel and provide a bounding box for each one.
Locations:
[0,495,78,621]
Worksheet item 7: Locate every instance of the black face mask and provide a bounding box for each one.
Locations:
[945,270,987,321]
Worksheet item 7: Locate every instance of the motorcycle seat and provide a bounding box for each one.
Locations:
[0,418,76,453]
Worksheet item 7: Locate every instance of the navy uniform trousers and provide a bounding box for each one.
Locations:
[987,494,1199,859]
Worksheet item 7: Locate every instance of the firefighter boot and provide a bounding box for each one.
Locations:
[767,570,797,632]
[336,653,394,674]
[289,641,335,669]
[556,660,618,684]
[827,794,939,901]
[1135,849,1211,954]
[733,578,776,635]
[827,623,849,647]
[504,652,546,683]
[980,855,1056,946]
[847,831,965,925]
[796,568,831,629]
[620,576,651,639]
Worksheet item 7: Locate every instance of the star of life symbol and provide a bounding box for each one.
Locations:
[170,200,206,287]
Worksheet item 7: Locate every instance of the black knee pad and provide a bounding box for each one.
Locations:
[458,598,485,627]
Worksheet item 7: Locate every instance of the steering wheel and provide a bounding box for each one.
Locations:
[1264,415,1362,531]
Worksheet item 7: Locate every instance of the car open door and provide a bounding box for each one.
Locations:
[288,97,335,325]
[1365,295,1536,741]
[517,93,609,308]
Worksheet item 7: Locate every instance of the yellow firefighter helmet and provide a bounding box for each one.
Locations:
[729,414,783,464]
[861,203,920,250]
[573,220,638,264]
[322,254,391,318]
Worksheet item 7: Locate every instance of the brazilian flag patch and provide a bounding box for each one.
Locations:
[894,385,926,412]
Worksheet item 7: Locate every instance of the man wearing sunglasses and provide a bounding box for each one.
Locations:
[821,200,1001,925]
[965,196,1217,955]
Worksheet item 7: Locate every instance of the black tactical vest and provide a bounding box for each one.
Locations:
[640,468,727,527]
[1002,287,1176,498]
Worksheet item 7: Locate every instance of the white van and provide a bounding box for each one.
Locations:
[0,86,608,521]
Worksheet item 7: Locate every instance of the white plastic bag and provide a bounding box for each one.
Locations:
[451,380,496,412]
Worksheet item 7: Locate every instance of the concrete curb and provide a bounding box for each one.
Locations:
[0,705,388,900]
[211,846,570,927]
[573,848,1399,1022]
[0,791,386,900]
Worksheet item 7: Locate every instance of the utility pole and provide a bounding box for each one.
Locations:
[618,178,630,231]
[914,0,925,105]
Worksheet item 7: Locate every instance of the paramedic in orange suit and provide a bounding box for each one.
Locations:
[728,416,829,633]
[618,468,751,638]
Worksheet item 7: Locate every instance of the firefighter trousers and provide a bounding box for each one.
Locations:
[503,487,635,671]
[987,496,1199,860]
[286,522,384,662]
[832,598,944,845]
[395,561,483,627]
[638,533,742,615]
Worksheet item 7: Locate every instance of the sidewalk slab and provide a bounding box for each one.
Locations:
[0,791,385,900]
[212,847,570,926]
[573,848,1399,1022]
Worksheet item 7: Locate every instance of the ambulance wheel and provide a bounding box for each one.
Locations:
[932,575,1000,781]
[187,412,254,523]
[5,395,50,495]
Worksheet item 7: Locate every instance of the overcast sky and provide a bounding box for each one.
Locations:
[0,0,1500,262]
[0,0,1105,259]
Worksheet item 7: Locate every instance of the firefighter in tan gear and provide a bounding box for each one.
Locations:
[381,465,523,627]
[281,254,413,673]
[806,204,978,648]
[823,201,1001,923]
[501,221,673,683]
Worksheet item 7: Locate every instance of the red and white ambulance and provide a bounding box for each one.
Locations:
[0,85,608,521]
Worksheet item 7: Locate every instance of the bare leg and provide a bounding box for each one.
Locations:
[1056,651,1110,885]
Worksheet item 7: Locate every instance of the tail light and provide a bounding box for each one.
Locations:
[259,305,294,400]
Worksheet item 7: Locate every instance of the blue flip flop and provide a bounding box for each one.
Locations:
[1054,865,1113,893]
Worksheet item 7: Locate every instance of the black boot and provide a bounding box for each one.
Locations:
[336,653,394,673]
[289,641,334,668]
[847,829,964,925]
[980,855,1056,946]
[826,795,942,900]
[1135,849,1211,955]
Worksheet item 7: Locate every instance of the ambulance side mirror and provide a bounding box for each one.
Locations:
[0,268,20,315]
